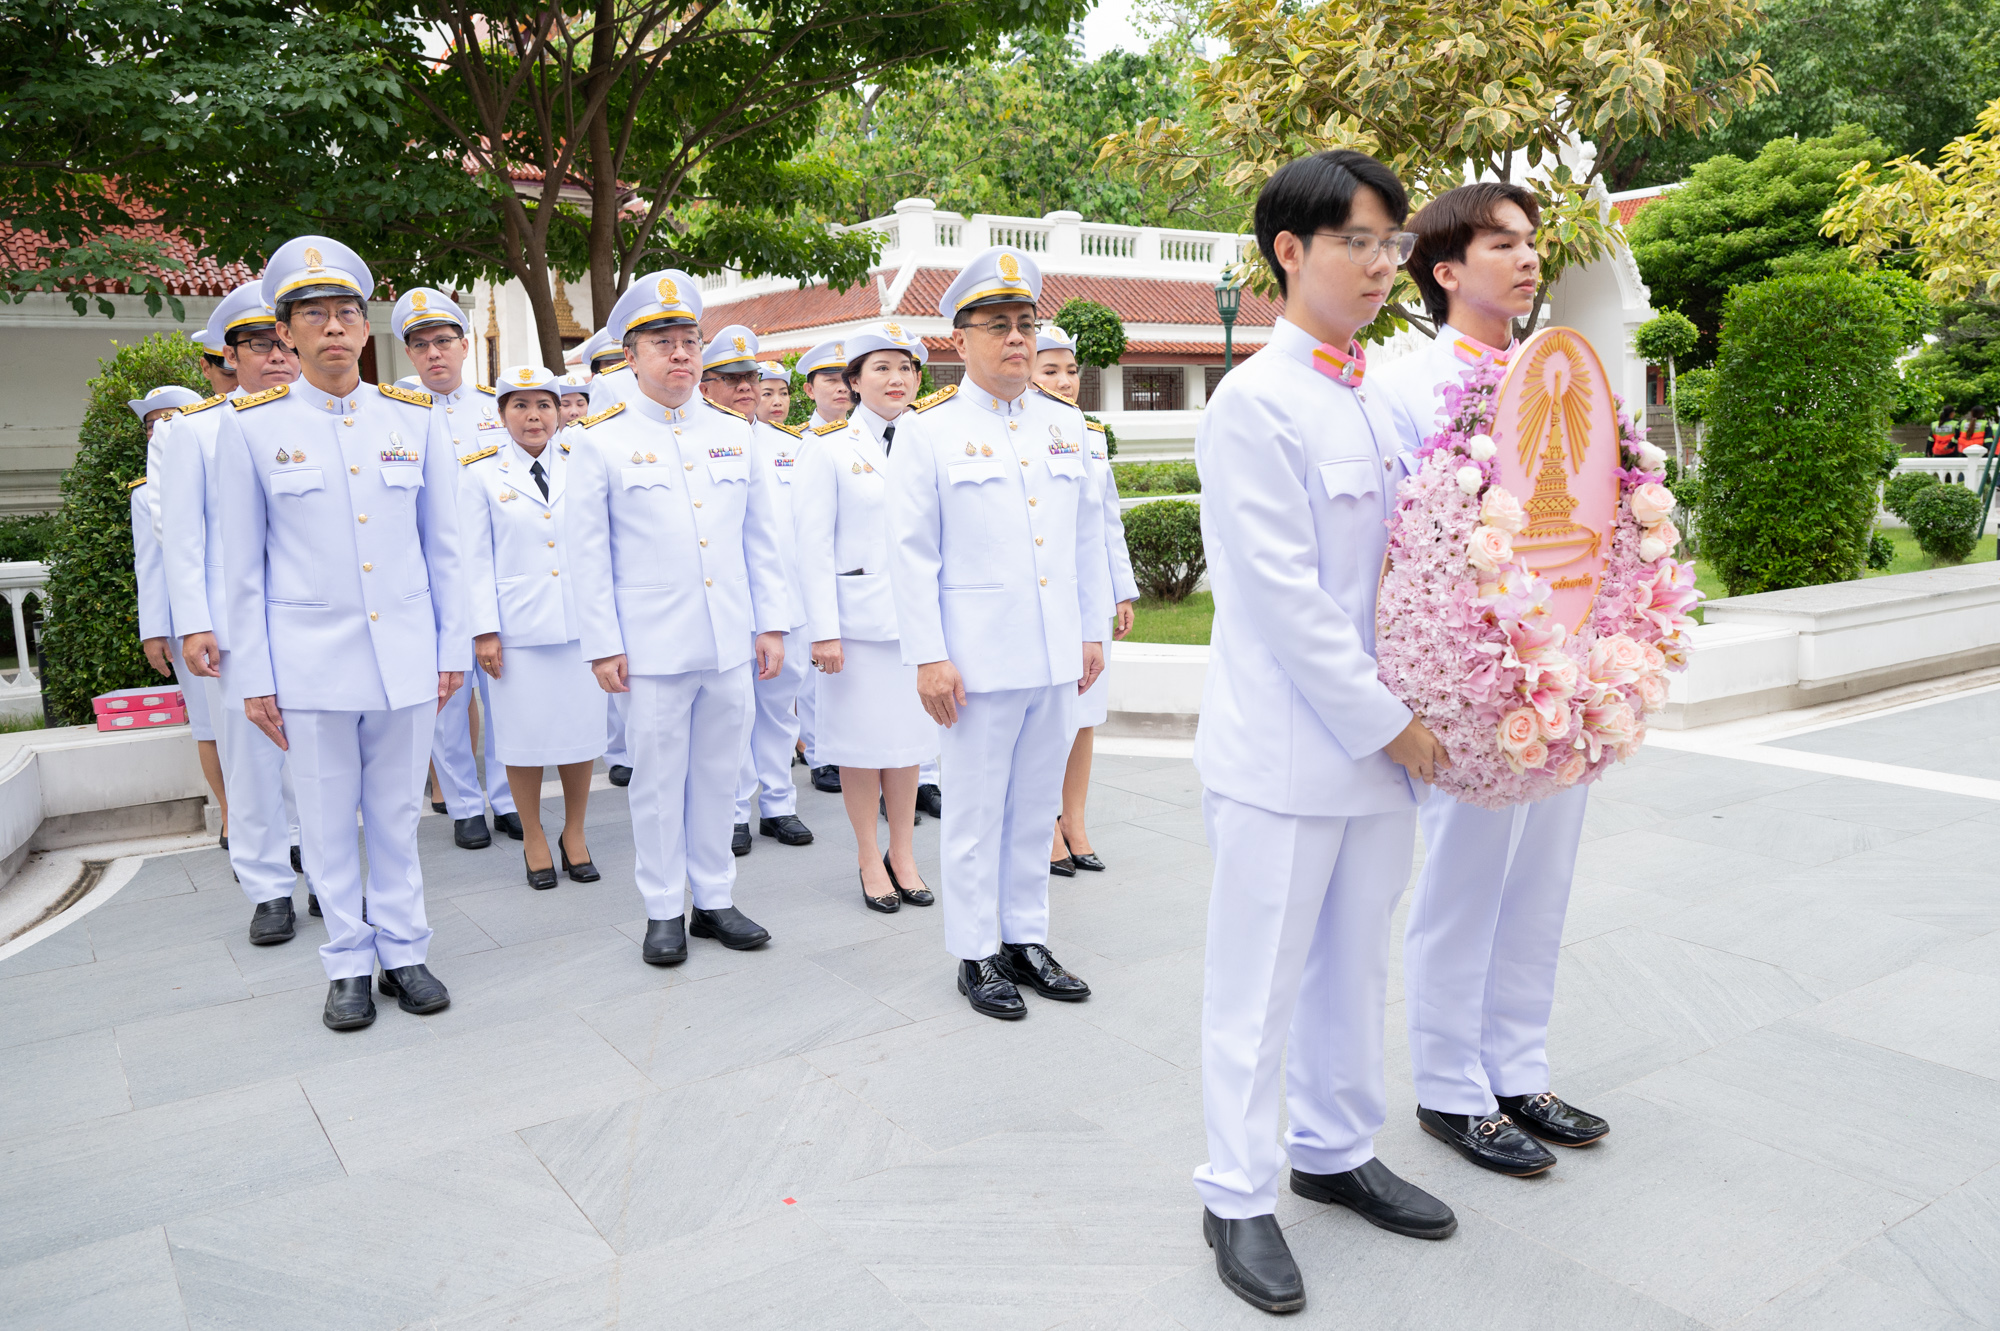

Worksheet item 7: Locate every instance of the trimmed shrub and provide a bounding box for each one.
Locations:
[1698,272,1903,596]
[1114,460,1200,496]
[1867,531,1895,570]
[1122,498,1205,602]
[41,331,208,724]
[1054,298,1127,369]
[1882,469,1941,520]
[1905,483,1982,565]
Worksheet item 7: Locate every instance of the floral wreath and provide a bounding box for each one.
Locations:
[1375,357,1701,810]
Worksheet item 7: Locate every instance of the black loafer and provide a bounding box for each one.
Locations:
[493,811,524,841]
[861,869,900,913]
[1290,1158,1457,1239]
[1497,1091,1609,1146]
[995,941,1089,1000]
[732,823,752,857]
[1049,857,1076,878]
[882,853,933,906]
[524,850,558,890]
[248,897,295,946]
[453,814,491,849]
[608,765,632,787]
[307,893,321,917]
[558,833,600,882]
[1202,1209,1305,1314]
[689,905,770,950]
[1070,852,1105,872]
[810,764,842,793]
[323,976,376,1031]
[377,963,451,1014]
[958,956,1026,1020]
[642,916,687,965]
[290,844,304,874]
[760,814,813,845]
[430,800,447,814]
[1417,1107,1557,1177]
[916,783,942,819]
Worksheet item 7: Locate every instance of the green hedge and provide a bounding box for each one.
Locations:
[1905,483,1983,565]
[41,331,208,724]
[1122,498,1205,602]
[1882,469,1941,520]
[1115,460,1200,497]
[1698,272,1902,596]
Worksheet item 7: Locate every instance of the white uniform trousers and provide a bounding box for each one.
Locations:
[628,665,752,921]
[174,640,216,742]
[1195,791,1417,1219]
[430,668,516,819]
[210,669,309,907]
[936,684,1075,960]
[797,665,819,767]
[734,629,806,823]
[604,691,632,770]
[1404,783,1589,1114]
[286,703,438,980]
[920,757,940,787]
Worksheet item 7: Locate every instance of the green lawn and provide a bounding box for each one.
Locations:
[1126,592,1214,645]
[1691,525,1998,604]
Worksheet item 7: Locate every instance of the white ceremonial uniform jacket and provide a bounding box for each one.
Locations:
[748,417,809,629]
[429,381,504,462]
[588,365,634,415]
[1084,419,1140,606]
[1372,324,1503,466]
[459,435,579,647]
[130,481,173,641]
[566,393,792,675]
[888,380,1112,691]
[1192,317,1418,818]
[796,413,899,644]
[159,392,237,646]
[217,380,470,711]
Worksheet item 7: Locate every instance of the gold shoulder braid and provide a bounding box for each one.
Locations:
[125,476,148,490]
[180,393,229,416]
[231,384,290,411]
[379,382,433,408]
[811,420,846,436]
[912,383,957,412]
[768,420,804,439]
[458,445,499,466]
[1032,382,1077,407]
[578,401,626,428]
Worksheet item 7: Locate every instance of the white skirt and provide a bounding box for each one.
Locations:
[1077,656,1110,728]
[815,637,938,769]
[486,639,608,767]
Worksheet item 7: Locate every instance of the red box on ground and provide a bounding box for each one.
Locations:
[93,685,185,715]
[95,705,188,731]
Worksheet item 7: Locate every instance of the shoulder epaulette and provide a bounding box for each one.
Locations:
[912,384,957,413]
[379,382,432,408]
[811,420,846,436]
[459,445,499,466]
[181,393,228,416]
[475,384,496,396]
[578,401,626,429]
[1033,382,1077,408]
[231,384,289,411]
[126,476,148,490]
[1084,419,1107,434]
[768,420,804,439]
[707,400,749,421]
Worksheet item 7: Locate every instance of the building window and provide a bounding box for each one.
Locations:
[928,363,964,390]
[1124,366,1183,411]
[1204,365,1230,399]
[1079,365,1102,412]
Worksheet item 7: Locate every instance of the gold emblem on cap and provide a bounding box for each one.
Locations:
[656,276,678,304]
[732,335,746,352]
[303,246,323,270]
[516,367,535,384]
[411,291,428,310]
[885,322,904,339]
[998,252,1020,281]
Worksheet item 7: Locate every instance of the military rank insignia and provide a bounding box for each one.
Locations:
[707,446,744,459]
[772,456,794,468]
[381,436,418,463]
[1047,441,1080,456]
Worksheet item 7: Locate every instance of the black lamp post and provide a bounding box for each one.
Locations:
[1215,277,1242,375]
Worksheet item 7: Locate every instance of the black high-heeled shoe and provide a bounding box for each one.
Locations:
[882,853,934,906]
[1056,815,1104,870]
[524,849,557,891]
[860,868,900,913]
[1049,857,1077,878]
[559,832,600,882]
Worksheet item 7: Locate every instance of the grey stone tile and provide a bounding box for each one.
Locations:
[298,1012,654,1175]
[0,921,95,978]
[1654,801,1914,866]
[806,926,995,1023]
[0,1078,343,1270]
[1556,926,1836,1053]
[1090,762,1208,810]
[1571,828,1801,905]
[523,1055,931,1253]
[1072,1066,1206,1174]
[1731,1263,1986,1331]
[111,855,198,905]
[1795,962,2000,1080]
[1560,881,1684,945]
[1127,805,1209,847]
[0,939,249,1051]
[1530,993,1710,1102]
[1751,776,2000,834]
[0,1029,131,1143]
[221,893,500,998]
[1841,1162,2000,1329]
[443,876,651,947]
[406,924,675,1037]
[579,952,910,1091]
[179,846,246,894]
[1892,737,2000,782]
[1064,815,1215,887]
[1047,1303,1193,1331]
[1054,872,1215,969]
[169,1135,611,1331]
[1775,857,2000,935]
[733,866,917,949]
[84,880,260,964]
[1626,1020,2000,1201]
[1649,883,1958,987]
[0,1226,188,1331]
[1074,944,1205,1071]
[1868,814,2000,868]
[1580,792,1670,841]
[1594,752,1823,819]
[1928,928,2000,979]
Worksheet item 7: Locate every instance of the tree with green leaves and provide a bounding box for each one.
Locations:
[1903,300,2000,415]
[1054,298,1127,368]
[1633,310,1699,467]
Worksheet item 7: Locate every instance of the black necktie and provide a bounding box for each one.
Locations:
[882,423,895,455]
[530,458,549,500]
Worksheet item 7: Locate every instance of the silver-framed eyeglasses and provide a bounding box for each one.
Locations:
[636,331,704,354]
[291,304,366,327]
[1313,230,1419,266]
[966,316,1040,338]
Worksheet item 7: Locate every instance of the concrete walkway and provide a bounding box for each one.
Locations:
[1,695,1997,1330]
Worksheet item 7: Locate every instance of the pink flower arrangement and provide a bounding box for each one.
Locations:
[1375,359,1701,809]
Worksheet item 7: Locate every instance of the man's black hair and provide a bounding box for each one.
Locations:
[1254,150,1409,299]
[1407,181,1542,325]
[202,353,229,370]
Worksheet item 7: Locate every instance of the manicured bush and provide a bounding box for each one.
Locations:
[1905,483,1983,565]
[1882,469,1941,520]
[1698,272,1903,596]
[1867,531,1895,570]
[1054,298,1127,370]
[41,331,207,724]
[1122,498,1205,602]
[1114,460,1200,496]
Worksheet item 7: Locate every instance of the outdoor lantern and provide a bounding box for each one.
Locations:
[1215,277,1242,374]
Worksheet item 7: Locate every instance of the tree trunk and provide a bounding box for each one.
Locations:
[1668,354,1684,473]
[585,0,620,326]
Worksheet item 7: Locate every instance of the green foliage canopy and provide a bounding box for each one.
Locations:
[1904,300,2000,414]
[1905,481,1984,562]
[1054,298,1128,369]
[1882,468,1941,518]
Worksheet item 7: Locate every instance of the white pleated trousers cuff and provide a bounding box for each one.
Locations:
[937,683,1075,961]
[429,668,515,819]
[1404,783,1588,1114]
[735,632,806,823]
[215,666,304,907]
[796,665,819,767]
[628,665,751,921]
[286,703,437,980]
[1194,791,1416,1220]
[604,690,631,768]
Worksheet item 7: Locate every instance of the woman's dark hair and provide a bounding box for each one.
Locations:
[842,348,919,391]
[1407,182,1542,325]
[1254,150,1409,298]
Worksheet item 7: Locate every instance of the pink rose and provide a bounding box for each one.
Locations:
[1498,708,1539,757]
[1587,635,1640,689]
[1515,739,1549,772]
[1635,670,1669,711]
[1639,519,1682,563]
[1539,706,1573,740]
[1556,752,1588,785]
[1467,525,1514,574]
[1479,487,1527,534]
[1585,698,1640,755]
[1631,482,1675,527]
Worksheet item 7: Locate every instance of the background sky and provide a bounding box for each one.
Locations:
[1081,0,1148,58]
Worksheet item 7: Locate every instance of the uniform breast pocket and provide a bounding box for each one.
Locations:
[268,467,323,500]
[621,468,672,491]
[773,464,794,485]
[707,456,749,485]
[948,460,1006,487]
[379,464,423,490]
[1317,458,1381,504]
[1046,455,1087,482]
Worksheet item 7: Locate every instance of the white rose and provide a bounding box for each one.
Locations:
[1634,440,1667,470]
[1468,434,1497,462]
[1456,465,1484,495]
[1640,534,1670,561]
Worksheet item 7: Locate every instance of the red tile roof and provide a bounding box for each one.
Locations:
[701,279,886,338]
[0,219,254,297]
[1120,339,1266,356]
[1612,194,1663,227]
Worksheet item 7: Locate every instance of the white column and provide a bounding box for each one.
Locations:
[1045,210,1083,263]
[1099,364,1124,411]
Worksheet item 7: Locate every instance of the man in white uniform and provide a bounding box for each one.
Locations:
[1373,181,1609,1177]
[579,326,634,785]
[701,325,815,856]
[1192,151,1457,1313]
[219,235,468,1032]
[568,271,791,966]
[391,287,520,850]
[888,245,1110,1021]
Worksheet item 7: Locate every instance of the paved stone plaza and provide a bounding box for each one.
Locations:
[1,691,1997,1331]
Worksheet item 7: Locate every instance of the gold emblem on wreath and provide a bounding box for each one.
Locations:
[303,246,323,270]
[411,292,428,310]
[657,276,679,305]
[997,253,1020,281]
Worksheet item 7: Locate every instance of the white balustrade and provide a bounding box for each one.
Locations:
[1081,229,1137,259]
[987,223,1050,252]
[1160,235,1215,264]
[935,220,962,247]
[0,561,48,712]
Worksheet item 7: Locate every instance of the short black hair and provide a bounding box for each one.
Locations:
[1254,150,1409,298]
[224,324,274,348]
[202,353,230,370]
[1407,182,1542,325]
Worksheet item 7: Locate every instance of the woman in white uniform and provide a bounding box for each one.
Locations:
[1034,328,1138,875]
[556,372,592,426]
[461,365,609,889]
[796,324,939,913]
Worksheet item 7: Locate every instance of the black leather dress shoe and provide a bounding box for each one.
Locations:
[995,941,1089,1000]
[323,977,376,1031]
[916,783,942,819]
[431,800,447,814]
[1290,1158,1457,1239]
[732,823,752,857]
[608,764,632,787]
[1049,856,1077,878]
[642,916,687,965]
[290,844,304,873]
[558,833,600,882]
[493,811,524,841]
[1417,1107,1557,1176]
[761,814,813,845]
[811,764,842,793]
[453,814,492,849]
[882,853,933,906]
[1203,1209,1305,1314]
[1070,851,1105,872]
[377,963,451,1014]
[308,893,320,917]
[1497,1091,1609,1146]
[690,905,770,950]
[524,850,558,890]
[248,898,295,946]
[957,956,1026,1019]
